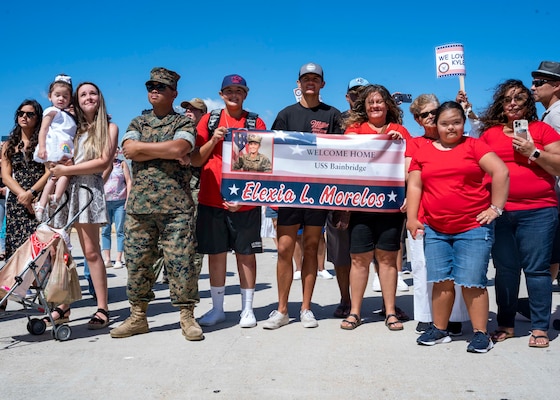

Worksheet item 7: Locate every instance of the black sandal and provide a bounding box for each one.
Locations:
[43,306,71,326]
[87,308,110,330]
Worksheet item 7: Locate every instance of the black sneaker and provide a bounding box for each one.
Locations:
[415,321,432,334]
[417,325,451,346]
[467,331,494,353]
[447,321,463,336]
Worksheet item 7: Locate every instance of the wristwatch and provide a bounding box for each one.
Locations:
[529,148,541,161]
[30,188,38,198]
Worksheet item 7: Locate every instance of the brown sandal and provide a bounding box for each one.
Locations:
[385,314,403,331]
[340,313,362,330]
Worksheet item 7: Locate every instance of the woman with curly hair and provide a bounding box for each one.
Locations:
[479,79,560,348]
[1,100,50,259]
[340,84,412,331]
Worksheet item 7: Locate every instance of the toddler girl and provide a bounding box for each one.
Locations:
[33,74,77,221]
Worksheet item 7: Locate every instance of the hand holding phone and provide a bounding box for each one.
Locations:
[513,120,528,140]
[392,93,412,104]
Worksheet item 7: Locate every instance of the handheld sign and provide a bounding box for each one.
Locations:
[435,43,466,91]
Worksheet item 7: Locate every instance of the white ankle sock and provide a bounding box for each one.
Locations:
[240,288,254,312]
[210,286,225,312]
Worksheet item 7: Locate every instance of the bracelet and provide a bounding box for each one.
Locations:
[490,204,503,216]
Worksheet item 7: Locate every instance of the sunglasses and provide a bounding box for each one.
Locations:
[532,79,556,87]
[502,95,528,105]
[418,109,437,119]
[17,111,37,118]
[146,82,170,92]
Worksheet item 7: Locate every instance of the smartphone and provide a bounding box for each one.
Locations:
[513,120,528,139]
[392,93,412,104]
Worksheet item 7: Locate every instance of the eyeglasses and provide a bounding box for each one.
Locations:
[532,79,556,87]
[418,109,437,119]
[502,95,528,105]
[16,111,37,118]
[146,82,170,92]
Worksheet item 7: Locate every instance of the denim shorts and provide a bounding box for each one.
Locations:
[424,224,494,288]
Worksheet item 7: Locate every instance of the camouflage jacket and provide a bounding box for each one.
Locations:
[232,153,272,172]
[122,111,195,214]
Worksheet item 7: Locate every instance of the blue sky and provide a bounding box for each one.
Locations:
[1,1,558,141]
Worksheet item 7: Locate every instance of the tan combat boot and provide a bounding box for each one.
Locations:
[180,307,204,341]
[110,302,149,338]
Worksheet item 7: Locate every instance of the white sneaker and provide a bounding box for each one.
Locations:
[293,270,301,280]
[262,310,289,330]
[372,273,381,292]
[300,309,318,328]
[239,309,257,328]
[317,269,333,279]
[113,261,123,269]
[198,308,226,326]
[397,273,410,292]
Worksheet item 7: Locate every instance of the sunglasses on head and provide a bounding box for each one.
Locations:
[146,82,169,92]
[17,111,36,118]
[418,109,437,119]
[532,79,556,87]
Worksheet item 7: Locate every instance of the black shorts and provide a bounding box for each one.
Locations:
[277,207,328,227]
[349,211,404,253]
[196,204,262,255]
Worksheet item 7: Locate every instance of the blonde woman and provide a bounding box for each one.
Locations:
[50,82,118,329]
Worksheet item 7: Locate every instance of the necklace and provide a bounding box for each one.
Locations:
[368,122,388,134]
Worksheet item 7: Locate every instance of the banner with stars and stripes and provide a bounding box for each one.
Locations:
[221,129,405,212]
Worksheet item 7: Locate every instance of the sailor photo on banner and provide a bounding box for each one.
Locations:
[221,129,405,211]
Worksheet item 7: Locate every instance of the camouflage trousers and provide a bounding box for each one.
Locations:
[124,212,200,306]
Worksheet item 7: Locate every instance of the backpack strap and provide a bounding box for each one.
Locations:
[207,109,222,137]
[245,112,258,130]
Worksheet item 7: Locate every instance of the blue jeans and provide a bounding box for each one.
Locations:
[424,224,494,288]
[101,200,126,252]
[0,197,5,253]
[492,207,557,331]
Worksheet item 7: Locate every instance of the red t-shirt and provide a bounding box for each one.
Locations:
[406,136,437,222]
[479,121,559,211]
[196,110,267,209]
[344,122,412,141]
[409,137,493,234]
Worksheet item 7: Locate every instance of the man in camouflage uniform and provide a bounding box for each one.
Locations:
[232,133,272,172]
[110,67,204,341]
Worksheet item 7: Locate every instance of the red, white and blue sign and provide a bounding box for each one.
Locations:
[221,129,405,212]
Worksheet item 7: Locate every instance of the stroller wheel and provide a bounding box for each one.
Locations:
[27,318,47,335]
[52,324,72,341]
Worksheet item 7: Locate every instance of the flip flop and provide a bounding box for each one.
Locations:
[528,333,549,348]
[491,329,514,343]
[340,313,362,330]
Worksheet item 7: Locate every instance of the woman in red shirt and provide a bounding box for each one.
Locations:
[479,79,560,348]
[340,84,411,331]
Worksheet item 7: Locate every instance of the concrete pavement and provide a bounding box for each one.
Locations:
[1,233,559,399]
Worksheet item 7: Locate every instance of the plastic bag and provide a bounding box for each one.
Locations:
[44,238,81,304]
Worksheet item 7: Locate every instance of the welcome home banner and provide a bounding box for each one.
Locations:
[221,130,405,211]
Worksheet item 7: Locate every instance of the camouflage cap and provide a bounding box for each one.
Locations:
[146,67,180,89]
[247,134,262,143]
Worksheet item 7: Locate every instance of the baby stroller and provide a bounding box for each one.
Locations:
[0,185,93,341]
